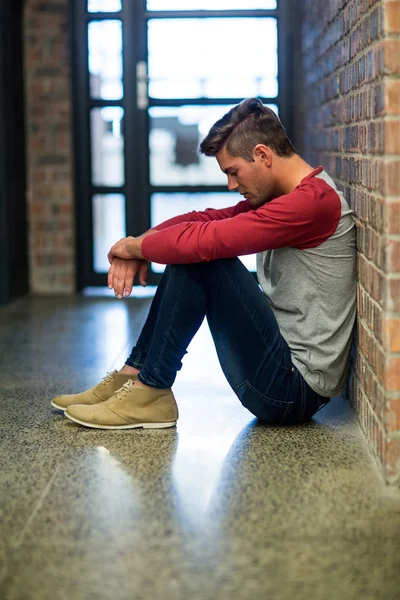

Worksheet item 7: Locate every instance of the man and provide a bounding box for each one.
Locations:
[51,98,356,430]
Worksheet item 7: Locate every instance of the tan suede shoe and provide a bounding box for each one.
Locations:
[64,380,178,430]
[50,370,137,411]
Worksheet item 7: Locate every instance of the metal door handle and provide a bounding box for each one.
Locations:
[136,61,148,110]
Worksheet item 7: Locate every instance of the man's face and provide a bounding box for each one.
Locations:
[216,145,275,207]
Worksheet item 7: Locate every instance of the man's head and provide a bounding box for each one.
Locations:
[200,98,296,206]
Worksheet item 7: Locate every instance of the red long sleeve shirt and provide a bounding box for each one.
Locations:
[141,167,341,264]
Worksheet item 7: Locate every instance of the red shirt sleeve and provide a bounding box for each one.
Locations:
[154,199,253,230]
[142,178,341,264]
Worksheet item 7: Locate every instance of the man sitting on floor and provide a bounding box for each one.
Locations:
[51,97,356,430]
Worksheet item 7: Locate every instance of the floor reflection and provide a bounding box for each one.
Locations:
[172,320,252,528]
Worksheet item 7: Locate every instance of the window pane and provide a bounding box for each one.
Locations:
[93,194,126,273]
[148,18,278,99]
[91,107,124,186]
[88,20,123,100]
[151,193,256,272]
[147,0,276,9]
[88,0,122,11]
[150,104,278,186]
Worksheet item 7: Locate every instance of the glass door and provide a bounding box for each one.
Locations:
[73,0,288,287]
[145,4,279,277]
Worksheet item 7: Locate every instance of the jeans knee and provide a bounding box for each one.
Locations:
[171,258,240,274]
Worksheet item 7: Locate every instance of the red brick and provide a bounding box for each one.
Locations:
[25,0,75,295]
[384,160,400,195]
[385,121,400,154]
[368,196,384,233]
[377,419,385,467]
[384,40,400,75]
[385,438,400,483]
[383,317,400,353]
[384,1,400,33]
[386,240,400,273]
[385,357,400,392]
[386,80,400,115]
[385,202,400,234]
[385,398,400,433]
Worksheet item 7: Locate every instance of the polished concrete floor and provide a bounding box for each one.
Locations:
[0,293,399,600]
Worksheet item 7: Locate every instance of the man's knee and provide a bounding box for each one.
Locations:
[169,258,236,283]
[170,258,239,273]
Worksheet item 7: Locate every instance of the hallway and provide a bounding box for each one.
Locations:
[0,295,399,599]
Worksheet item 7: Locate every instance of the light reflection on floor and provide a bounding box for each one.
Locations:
[172,319,252,526]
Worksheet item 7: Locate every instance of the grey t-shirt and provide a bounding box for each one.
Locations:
[257,169,356,397]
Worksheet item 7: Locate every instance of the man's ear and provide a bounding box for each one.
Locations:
[253,144,273,166]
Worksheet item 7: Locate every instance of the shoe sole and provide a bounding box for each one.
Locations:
[51,400,68,411]
[51,400,104,411]
[64,411,177,430]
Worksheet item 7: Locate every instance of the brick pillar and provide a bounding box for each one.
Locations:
[299,0,400,484]
[24,0,75,293]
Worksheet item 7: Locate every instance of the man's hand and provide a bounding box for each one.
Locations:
[107,236,144,264]
[108,257,149,298]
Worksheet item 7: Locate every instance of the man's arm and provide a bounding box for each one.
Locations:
[108,199,252,263]
[153,199,252,231]
[107,228,159,298]
[107,228,157,264]
[107,199,254,296]
[108,185,342,267]
[141,184,342,264]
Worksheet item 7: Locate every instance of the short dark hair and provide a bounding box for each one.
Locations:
[199,97,296,161]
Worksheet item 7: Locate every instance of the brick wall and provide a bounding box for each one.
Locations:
[300,0,400,484]
[24,0,75,293]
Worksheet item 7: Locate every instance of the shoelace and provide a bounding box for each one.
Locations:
[115,379,134,399]
[100,371,116,386]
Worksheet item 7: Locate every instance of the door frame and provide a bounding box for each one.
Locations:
[0,0,28,304]
[71,0,295,289]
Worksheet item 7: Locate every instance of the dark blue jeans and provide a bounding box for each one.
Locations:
[126,259,330,425]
